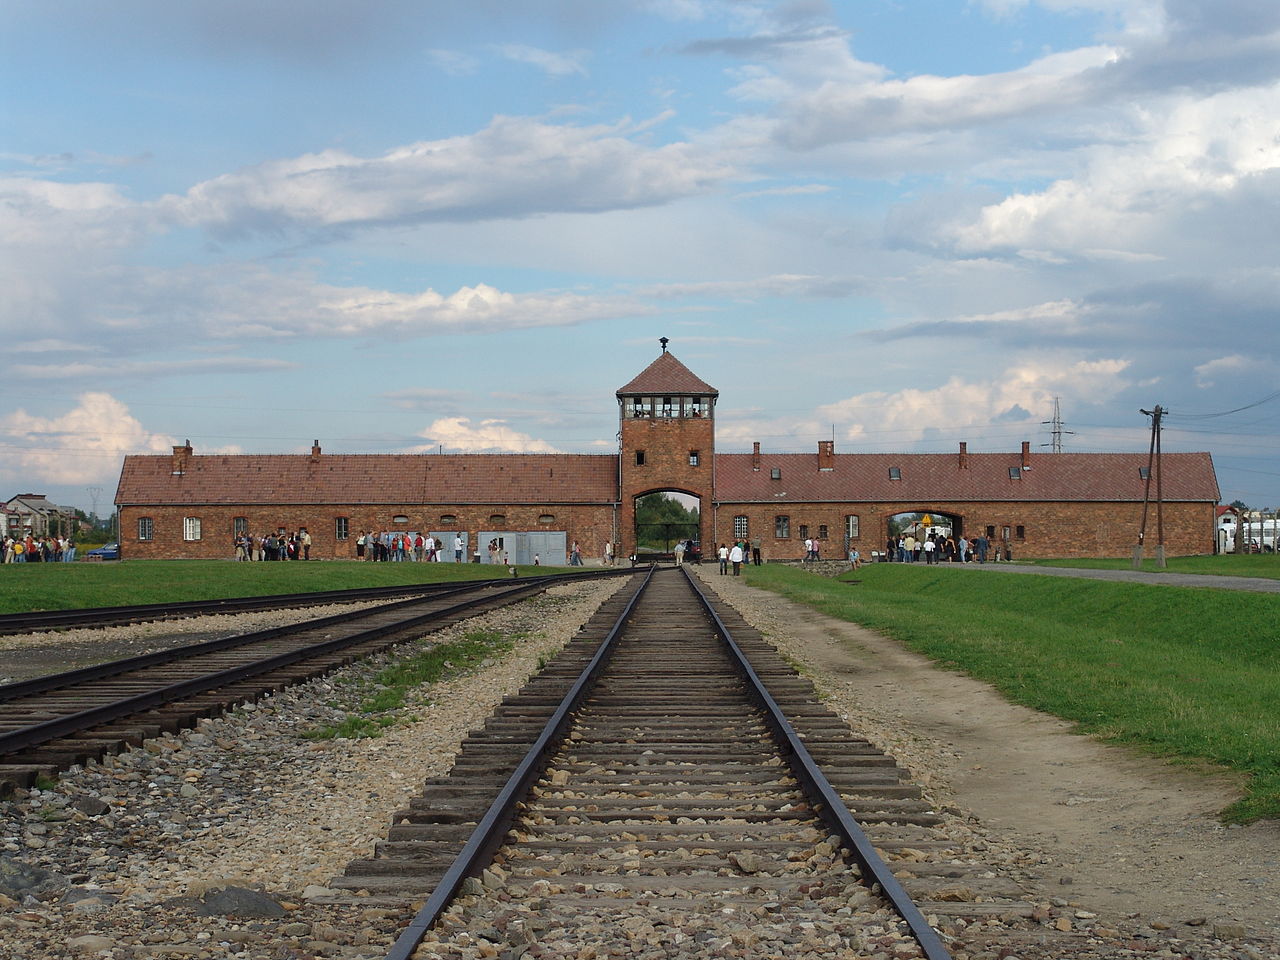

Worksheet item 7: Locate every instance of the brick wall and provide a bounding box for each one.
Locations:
[712,500,1216,560]
[118,504,619,561]
[619,414,715,556]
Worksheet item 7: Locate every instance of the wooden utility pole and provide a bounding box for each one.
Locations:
[1135,406,1166,568]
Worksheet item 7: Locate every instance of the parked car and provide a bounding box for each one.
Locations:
[85,542,120,560]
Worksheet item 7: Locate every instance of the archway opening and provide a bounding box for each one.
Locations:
[634,491,702,562]
[884,510,965,562]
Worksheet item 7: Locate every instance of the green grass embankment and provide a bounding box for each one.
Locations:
[743,563,1280,822]
[1034,554,1280,579]
[0,560,568,613]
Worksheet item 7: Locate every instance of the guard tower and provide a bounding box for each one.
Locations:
[616,339,718,557]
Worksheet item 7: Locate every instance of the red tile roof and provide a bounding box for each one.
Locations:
[616,351,719,396]
[714,451,1220,504]
[116,453,621,506]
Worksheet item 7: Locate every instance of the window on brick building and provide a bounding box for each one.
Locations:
[888,467,901,480]
[335,517,349,541]
[539,514,555,524]
[1009,466,1022,479]
[393,514,409,524]
[734,515,749,538]
[138,517,154,541]
[183,517,202,541]
[689,450,699,466]
[490,514,506,524]
[799,524,809,540]
[1138,466,1150,479]
[770,467,781,480]
[845,515,859,539]
[985,525,996,538]
[1015,525,1026,540]
[440,514,457,524]
[233,517,248,537]
[660,396,675,418]
[775,516,790,538]
[636,450,646,466]
[1001,525,1011,541]
[818,524,828,540]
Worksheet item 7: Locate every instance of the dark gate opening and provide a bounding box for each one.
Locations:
[634,492,701,562]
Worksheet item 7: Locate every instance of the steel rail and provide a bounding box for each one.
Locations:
[0,577,561,758]
[0,582,463,635]
[0,567,630,636]
[680,566,953,960]
[0,581,512,703]
[381,567,654,960]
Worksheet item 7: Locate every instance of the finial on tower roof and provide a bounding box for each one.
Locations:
[659,337,669,353]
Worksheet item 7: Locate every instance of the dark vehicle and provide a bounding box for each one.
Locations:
[85,542,120,561]
[684,540,702,564]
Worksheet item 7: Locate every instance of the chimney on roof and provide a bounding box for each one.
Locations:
[818,440,835,471]
[752,442,761,472]
[959,441,969,469]
[171,440,193,476]
[1021,440,1031,469]
[311,440,322,463]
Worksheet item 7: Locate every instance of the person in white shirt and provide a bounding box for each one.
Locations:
[728,542,744,576]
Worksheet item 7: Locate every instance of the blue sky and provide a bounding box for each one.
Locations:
[2,0,1278,516]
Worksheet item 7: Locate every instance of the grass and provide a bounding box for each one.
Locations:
[304,627,516,740]
[0,560,571,614]
[742,562,1280,822]
[1033,553,1280,580]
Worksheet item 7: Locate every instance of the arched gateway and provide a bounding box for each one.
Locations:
[114,341,1219,561]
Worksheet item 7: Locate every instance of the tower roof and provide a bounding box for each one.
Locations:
[616,350,718,396]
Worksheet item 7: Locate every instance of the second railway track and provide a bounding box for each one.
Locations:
[0,572,630,794]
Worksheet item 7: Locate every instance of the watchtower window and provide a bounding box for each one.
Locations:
[636,449,646,466]
[661,397,675,418]
[689,450,699,466]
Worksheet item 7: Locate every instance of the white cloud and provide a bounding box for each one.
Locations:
[0,393,173,486]
[1193,354,1280,389]
[165,116,734,236]
[409,417,560,453]
[498,44,589,77]
[812,358,1134,444]
[427,48,479,75]
[945,84,1280,259]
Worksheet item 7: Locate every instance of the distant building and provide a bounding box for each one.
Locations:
[115,347,1221,561]
[3,494,76,537]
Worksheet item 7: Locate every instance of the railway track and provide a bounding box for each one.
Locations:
[329,567,1034,959]
[0,571,632,794]
[0,572,608,636]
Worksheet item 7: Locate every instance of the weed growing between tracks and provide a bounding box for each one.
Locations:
[303,628,518,740]
[743,563,1280,822]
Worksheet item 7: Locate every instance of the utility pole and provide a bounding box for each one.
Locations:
[1135,406,1166,568]
[1040,397,1074,453]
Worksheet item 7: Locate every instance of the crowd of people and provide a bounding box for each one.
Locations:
[715,537,764,575]
[233,529,312,561]
[2,534,76,563]
[352,531,465,562]
[881,532,1000,564]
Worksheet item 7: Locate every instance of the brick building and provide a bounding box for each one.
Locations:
[115,346,1220,561]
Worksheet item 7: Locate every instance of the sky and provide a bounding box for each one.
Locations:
[2,0,1278,518]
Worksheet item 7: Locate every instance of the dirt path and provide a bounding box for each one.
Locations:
[699,571,1280,941]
